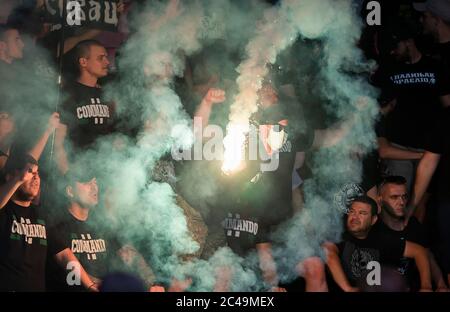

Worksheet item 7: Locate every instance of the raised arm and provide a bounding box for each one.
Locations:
[412,151,440,207]
[54,123,69,175]
[0,164,34,209]
[28,112,60,161]
[194,88,226,129]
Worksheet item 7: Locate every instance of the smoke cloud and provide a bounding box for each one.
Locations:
[2,0,380,291]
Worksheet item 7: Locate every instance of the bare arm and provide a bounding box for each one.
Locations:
[54,123,69,175]
[28,113,60,161]
[428,249,449,291]
[404,241,432,291]
[377,137,423,160]
[256,242,286,292]
[412,151,440,207]
[54,248,99,291]
[194,88,225,129]
[323,242,358,292]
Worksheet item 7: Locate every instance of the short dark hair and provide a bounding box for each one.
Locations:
[69,39,104,78]
[4,153,38,175]
[378,175,407,193]
[74,40,103,64]
[350,195,378,216]
[0,23,17,41]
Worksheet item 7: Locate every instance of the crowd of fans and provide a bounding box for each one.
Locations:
[0,0,450,292]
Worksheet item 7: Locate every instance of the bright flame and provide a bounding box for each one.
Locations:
[221,124,248,174]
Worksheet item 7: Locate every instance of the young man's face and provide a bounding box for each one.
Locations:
[390,41,409,62]
[346,202,376,237]
[17,164,40,200]
[73,178,99,208]
[81,45,109,79]
[0,29,24,61]
[379,183,408,219]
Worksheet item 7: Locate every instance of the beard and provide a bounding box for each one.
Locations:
[15,188,37,202]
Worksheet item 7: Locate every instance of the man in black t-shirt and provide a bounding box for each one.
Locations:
[413,110,450,286]
[376,175,448,291]
[206,81,355,291]
[214,84,316,291]
[46,167,160,291]
[0,154,96,291]
[374,22,450,192]
[324,196,432,292]
[414,0,450,71]
[195,80,363,291]
[55,40,116,175]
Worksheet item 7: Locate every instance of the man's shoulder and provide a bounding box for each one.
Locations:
[405,216,425,235]
[47,211,75,229]
[417,54,444,69]
[63,81,101,97]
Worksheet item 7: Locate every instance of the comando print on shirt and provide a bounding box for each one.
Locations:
[10,216,47,246]
[70,232,107,261]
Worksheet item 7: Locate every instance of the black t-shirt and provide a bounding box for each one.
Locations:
[372,217,427,290]
[46,212,119,291]
[221,207,271,258]
[0,201,65,291]
[423,110,450,200]
[247,128,315,224]
[61,82,116,153]
[337,228,406,287]
[220,108,315,256]
[373,56,450,149]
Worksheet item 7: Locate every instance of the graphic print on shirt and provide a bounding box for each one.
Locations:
[70,233,106,261]
[390,72,436,85]
[350,247,379,278]
[10,216,47,246]
[222,213,259,238]
[76,98,110,125]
